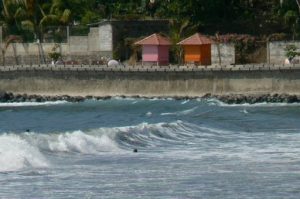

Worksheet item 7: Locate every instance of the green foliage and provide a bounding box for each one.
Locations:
[81,11,101,25]
[1,0,300,42]
[48,43,61,62]
[285,44,300,60]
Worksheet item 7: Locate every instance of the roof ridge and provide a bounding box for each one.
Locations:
[135,33,171,45]
[178,33,212,45]
[135,33,157,45]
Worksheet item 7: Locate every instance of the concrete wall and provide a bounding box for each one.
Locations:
[268,41,300,64]
[88,27,100,52]
[0,22,234,65]
[0,23,113,65]
[69,36,88,53]
[0,67,300,96]
[1,43,69,65]
[99,24,113,53]
[211,43,235,65]
[1,37,103,65]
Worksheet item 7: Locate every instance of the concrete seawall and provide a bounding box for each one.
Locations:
[0,65,300,97]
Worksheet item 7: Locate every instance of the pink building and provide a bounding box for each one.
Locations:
[135,33,171,65]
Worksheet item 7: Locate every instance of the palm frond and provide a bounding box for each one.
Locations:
[50,0,62,14]
[2,0,25,18]
[60,9,71,24]
[39,4,46,17]
[14,7,27,20]
[21,20,35,32]
[39,15,60,28]
[179,20,190,35]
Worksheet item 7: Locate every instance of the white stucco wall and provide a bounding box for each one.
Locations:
[268,41,300,64]
[211,43,235,65]
[99,24,113,52]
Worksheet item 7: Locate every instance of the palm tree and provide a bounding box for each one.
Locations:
[1,35,22,65]
[169,19,197,65]
[14,0,71,63]
[1,0,23,34]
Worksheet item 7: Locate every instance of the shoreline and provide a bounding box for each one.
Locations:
[1,92,300,104]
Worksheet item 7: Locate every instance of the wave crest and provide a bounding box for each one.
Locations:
[0,121,199,172]
[47,131,120,154]
[0,134,48,172]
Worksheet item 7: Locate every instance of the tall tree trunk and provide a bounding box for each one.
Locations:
[296,0,300,11]
[37,43,46,64]
[215,33,222,65]
[12,43,18,65]
[1,50,5,66]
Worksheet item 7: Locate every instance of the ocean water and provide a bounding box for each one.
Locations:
[0,98,300,199]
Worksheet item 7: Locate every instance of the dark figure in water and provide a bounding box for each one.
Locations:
[133,148,138,153]
[26,129,30,132]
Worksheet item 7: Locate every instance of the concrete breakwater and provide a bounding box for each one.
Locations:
[0,64,300,99]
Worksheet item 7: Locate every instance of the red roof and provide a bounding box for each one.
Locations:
[177,33,212,45]
[135,33,171,46]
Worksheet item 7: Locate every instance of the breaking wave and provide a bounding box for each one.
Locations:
[0,134,48,172]
[0,121,198,172]
[1,120,300,172]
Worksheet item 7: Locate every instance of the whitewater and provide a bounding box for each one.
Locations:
[0,98,300,199]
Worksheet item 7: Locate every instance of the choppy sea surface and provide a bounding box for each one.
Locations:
[0,98,300,199]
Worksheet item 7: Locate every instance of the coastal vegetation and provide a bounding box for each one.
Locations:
[1,0,300,40]
[1,0,300,63]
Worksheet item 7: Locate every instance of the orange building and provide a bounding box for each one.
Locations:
[178,33,212,65]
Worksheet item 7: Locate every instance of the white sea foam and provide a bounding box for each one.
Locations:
[0,134,48,172]
[0,129,124,172]
[0,101,67,107]
[181,100,190,105]
[149,97,160,101]
[47,130,120,154]
[161,106,198,116]
[240,109,249,114]
[207,99,300,107]
[112,97,137,101]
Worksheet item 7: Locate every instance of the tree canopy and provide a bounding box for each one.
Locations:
[1,0,300,41]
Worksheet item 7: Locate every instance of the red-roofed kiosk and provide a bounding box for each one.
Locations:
[178,33,212,65]
[135,33,171,65]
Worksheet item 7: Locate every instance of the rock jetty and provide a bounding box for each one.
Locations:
[0,92,299,104]
[203,93,300,104]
